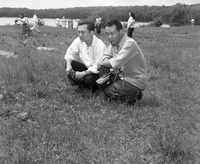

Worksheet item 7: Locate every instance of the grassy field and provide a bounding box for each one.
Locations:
[0,24,200,164]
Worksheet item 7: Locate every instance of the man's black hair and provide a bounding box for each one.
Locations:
[105,19,123,31]
[78,20,95,32]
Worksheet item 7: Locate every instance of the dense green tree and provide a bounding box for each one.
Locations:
[154,16,163,27]
[188,4,200,25]
[170,3,187,26]
[0,4,200,26]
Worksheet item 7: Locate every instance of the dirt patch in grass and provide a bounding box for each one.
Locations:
[0,50,17,58]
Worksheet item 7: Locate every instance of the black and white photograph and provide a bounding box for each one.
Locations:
[0,0,200,163]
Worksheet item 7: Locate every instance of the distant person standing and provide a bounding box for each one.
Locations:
[15,13,31,36]
[68,19,73,28]
[55,18,60,27]
[30,14,40,33]
[95,14,102,35]
[191,19,195,26]
[127,12,136,38]
[61,16,67,27]
[39,18,45,26]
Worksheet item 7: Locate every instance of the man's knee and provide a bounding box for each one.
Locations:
[103,84,116,99]
[83,74,99,92]
[84,74,99,85]
[71,60,77,67]
[103,84,143,103]
[70,60,87,71]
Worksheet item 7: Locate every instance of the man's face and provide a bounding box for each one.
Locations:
[77,24,92,42]
[105,25,121,46]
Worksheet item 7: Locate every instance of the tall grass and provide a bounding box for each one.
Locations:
[0,25,200,164]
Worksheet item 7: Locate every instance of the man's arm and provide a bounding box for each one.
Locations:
[109,40,138,68]
[99,58,112,68]
[75,69,92,80]
[65,58,73,75]
[64,38,80,74]
[98,44,113,68]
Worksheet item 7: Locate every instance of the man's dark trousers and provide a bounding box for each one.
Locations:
[68,60,99,92]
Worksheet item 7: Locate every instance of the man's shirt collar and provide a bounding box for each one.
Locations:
[119,33,128,49]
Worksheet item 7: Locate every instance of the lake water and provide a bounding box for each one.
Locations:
[0,17,149,28]
[0,17,80,27]
[0,17,56,26]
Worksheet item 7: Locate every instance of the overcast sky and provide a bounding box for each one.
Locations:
[0,0,199,9]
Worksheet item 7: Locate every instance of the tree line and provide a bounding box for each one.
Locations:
[0,3,200,26]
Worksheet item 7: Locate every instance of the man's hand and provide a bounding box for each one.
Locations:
[65,62,72,75]
[65,65,72,76]
[110,68,115,74]
[65,59,73,75]
[75,71,86,80]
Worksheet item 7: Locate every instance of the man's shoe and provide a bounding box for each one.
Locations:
[68,78,77,86]
[68,70,84,81]
[136,91,143,101]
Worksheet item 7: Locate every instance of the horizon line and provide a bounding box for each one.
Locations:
[0,3,199,10]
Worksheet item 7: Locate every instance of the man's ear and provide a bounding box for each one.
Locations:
[90,31,94,35]
[119,29,123,35]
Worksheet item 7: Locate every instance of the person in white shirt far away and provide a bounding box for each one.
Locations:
[191,19,195,26]
[61,16,67,28]
[55,18,60,27]
[30,14,40,33]
[127,12,136,38]
[64,20,106,92]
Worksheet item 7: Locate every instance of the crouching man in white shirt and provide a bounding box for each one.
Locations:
[64,20,106,92]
